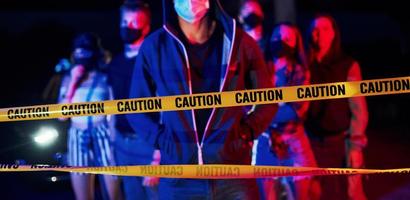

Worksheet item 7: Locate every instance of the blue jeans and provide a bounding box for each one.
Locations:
[158,178,259,200]
[114,132,158,200]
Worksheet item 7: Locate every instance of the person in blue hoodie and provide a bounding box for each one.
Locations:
[127,0,277,199]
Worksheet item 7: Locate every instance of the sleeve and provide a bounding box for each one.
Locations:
[241,35,278,139]
[347,61,368,149]
[106,85,114,123]
[126,49,163,148]
[291,65,310,119]
[57,74,71,121]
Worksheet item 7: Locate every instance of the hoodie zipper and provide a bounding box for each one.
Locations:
[164,20,236,165]
[164,25,203,164]
[200,19,236,152]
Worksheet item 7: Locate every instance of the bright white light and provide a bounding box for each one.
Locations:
[51,176,57,182]
[33,127,59,146]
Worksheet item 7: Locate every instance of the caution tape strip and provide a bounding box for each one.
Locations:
[1,164,409,178]
[1,76,409,122]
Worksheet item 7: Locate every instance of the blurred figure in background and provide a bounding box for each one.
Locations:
[58,33,121,200]
[253,22,318,200]
[305,14,368,200]
[107,1,159,199]
[238,0,266,49]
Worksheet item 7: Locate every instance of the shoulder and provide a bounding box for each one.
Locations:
[235,28,264,59]
[346,58,363,81]
[236,28,258,48]
[139,28,169,51]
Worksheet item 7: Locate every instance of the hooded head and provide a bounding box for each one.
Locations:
[162,0,234,41]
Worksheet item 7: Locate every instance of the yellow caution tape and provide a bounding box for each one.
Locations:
[1,164,409,178]
[0,76,409,122]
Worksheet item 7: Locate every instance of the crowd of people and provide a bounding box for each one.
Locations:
[46,0,369,199]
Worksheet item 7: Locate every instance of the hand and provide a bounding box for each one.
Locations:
[142,150,160,187]
[347,149,367,200]
[142,176,159,187]
[239,125,254,149]
[269,130,289,159]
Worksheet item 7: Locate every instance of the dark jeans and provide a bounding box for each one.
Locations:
[158,178,260,200]
[114,132,158,200]
[308,133,348,200]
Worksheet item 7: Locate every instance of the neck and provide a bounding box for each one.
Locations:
[124,38,143,58]
[316,46,330,63]
[178,15,215,44]
[245,25,263,42]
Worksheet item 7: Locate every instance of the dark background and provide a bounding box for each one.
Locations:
[0,0,409,199]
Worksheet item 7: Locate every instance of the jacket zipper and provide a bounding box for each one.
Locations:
[164,25,203,164]
[201,19,236,150]
[164,20,236,164]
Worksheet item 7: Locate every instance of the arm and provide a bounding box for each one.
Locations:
[291,66,311,120]
[107,85,117,141]
[346,61,368,199]
[126,49,163,148]
[347,62,368,150]
[242,36,278,140]
[57,65,86,121]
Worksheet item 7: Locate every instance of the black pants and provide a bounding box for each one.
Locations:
[309,133,348,200]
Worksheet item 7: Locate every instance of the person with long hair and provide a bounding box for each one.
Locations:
[58,33,121,200]
[305,14,368,200]
[253,22,318,200]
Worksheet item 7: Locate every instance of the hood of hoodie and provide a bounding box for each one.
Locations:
[162,0,235,42]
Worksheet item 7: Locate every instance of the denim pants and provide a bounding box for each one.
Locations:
[114,132,158,200]
[158,178,260,200]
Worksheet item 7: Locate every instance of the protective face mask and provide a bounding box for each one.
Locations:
[270,40,296,59]
[120,28,143,44]
[72,48,99,71]
[73,57,99,71]
[243,13,263,29]
[174,0,210,24]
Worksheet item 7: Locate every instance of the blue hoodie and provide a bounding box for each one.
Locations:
[127,0,277,165]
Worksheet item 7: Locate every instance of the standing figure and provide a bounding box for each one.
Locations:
[305,14,368,200]
[253,23,318,200]
[127,0,277,199]
[107,1,160,199]
[58,33,121,200]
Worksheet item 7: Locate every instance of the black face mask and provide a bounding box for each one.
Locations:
[120,28,143,44]
[243,13,263,29]
[270,41,296,59]
[73,57,99,71]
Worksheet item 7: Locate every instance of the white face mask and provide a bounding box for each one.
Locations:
[174,0,210,24]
